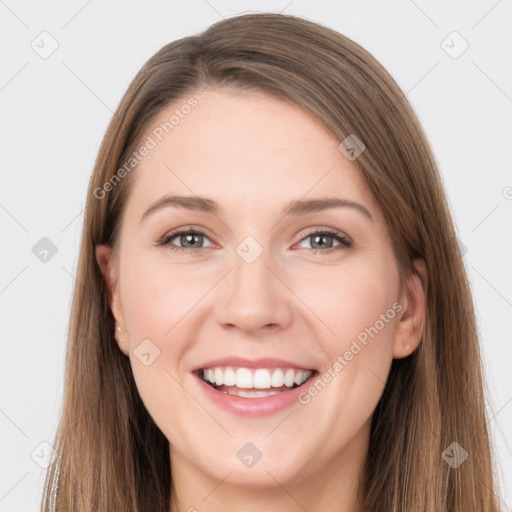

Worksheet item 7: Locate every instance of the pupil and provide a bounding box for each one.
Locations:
[312,234,332,249]
[183,234,202,248]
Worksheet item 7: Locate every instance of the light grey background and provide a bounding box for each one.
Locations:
[1,1,511,510]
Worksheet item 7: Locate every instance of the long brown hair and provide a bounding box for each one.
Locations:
[41,12,503,511]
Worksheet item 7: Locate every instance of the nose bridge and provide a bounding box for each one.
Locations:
[215,236,292,332]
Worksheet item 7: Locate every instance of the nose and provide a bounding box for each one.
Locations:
[214,244,293,335]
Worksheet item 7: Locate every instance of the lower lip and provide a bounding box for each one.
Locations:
[193,372,318,417]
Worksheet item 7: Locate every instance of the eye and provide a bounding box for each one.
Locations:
[158,227,352,254]
[158,228,215,252]
[295,229,352,254]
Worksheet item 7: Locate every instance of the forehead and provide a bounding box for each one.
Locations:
[124,88,382,224]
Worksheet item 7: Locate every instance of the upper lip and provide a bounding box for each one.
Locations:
[190,356,315,372]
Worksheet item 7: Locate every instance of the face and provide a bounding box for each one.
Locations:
[97,88,426,494]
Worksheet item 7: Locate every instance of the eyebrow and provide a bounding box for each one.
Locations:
[140,194,374,223]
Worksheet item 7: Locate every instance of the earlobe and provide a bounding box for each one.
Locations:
[392,258,428,359]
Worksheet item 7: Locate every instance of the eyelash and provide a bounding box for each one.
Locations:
[157,227,352,255]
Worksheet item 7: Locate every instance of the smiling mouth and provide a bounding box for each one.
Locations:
[196,366,317,398]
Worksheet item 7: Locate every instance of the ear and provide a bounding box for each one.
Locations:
[392,258,428,359]
[95,244,129,356]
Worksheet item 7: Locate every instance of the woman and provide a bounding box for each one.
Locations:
[41,12,503,511]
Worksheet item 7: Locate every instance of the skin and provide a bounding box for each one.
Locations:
[96,88,427,512]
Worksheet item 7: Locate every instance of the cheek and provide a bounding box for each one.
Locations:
[118,253,204,443]
[117,251,221,420]
[120,250,213,341]
[298,261,399,357]
[293,266,399,442]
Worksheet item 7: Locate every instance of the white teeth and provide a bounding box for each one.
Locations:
[253,369,271,389]
[223,367,236,386]
[226,388,283,398]
[294,371,307,386]
[284,369,295,387]
[236,368,253,388]
[214,367,224,386]
[201,366,312,390]
[271,369,284,387]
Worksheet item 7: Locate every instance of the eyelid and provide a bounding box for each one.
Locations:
[293,227,352,253]
[294,226,351,244]
[158,225,219,246]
